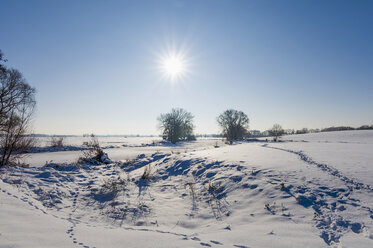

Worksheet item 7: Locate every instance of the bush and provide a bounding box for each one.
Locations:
[50,136,64,147]
[79,135,110,164]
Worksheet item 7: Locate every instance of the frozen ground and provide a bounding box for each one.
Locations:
[1,131,373,247]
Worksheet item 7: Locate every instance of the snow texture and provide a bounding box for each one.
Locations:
[1,131,373,247]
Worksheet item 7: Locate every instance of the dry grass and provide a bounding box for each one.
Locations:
[78,135,106,163]
[100,175,128,198]
[141,165,152,180]
[50,136,64,147]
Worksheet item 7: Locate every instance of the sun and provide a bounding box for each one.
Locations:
[154,42,191,82]
[161,54,186,81]
[157,49,189,82]
[163,56,183,77]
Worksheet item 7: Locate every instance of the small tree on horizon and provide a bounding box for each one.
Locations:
[217,109,249,142]
[269,124,284,142]
[157,108,195,144]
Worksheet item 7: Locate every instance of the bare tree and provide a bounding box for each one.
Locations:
[0,50,6,74]
[217,109,249,141]
[269,124,284,142]
[158,108,195,144]
[0,55,36,166]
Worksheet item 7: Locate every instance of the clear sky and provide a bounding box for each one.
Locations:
[1,0,372,135]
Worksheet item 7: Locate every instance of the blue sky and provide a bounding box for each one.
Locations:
[1,0,372,135]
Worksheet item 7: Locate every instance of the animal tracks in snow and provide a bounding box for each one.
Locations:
[263,144,373,246]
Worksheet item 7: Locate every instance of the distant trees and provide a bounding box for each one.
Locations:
[357,125,373,130]
[320,125,373,132]
[158,108,195,144]
[291,125,373,134]
[296,128,309,134]
[217,109,249,141]
[268,124,284,142]
[321,126,355,132]
[0,50,36,166]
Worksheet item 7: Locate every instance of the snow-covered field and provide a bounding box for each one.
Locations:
[23,137,224,167]
[1,131,373,247]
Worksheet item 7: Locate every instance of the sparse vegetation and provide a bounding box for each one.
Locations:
[141,164,152,180]
[205,181,229,219]
[50,136,64,147]
[265,202,276,215]
[186,182,196,199]
[78,135,109,164]
[34,187,65,208]
[100,175,128,199]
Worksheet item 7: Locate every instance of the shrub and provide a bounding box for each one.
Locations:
[79,135,110,164]
[50,136,64,147]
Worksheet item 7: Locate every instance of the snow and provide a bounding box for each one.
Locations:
[278,130,373,186]
[282,130,373,144]
[1,131,373,247]
[22,138,224,167]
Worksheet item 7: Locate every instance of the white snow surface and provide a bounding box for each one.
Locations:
[1,131,373,247]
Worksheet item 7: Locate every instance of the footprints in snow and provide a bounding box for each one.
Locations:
[263,145,373,245]
[0,187,47,215]
[66,188,95,248]
[0,174,93,248]
[264,145,372,191]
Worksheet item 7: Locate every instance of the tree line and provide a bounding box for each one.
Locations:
[157,108,286,144]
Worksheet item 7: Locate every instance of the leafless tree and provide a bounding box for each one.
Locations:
[217,109,249,141]
[269,124,284,142]
[0,50,6,74]
[0,54,36,166]
[158,108,195,144]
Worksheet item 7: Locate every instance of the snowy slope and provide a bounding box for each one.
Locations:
[1,131,373,247]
